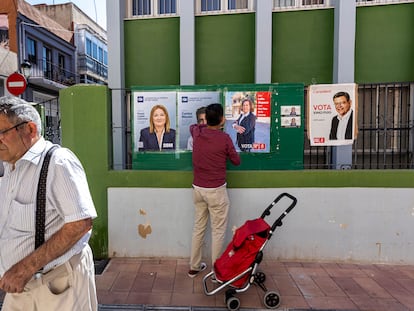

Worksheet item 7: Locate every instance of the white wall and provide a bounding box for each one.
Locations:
[108,188,414,264]
[0,48,17,78]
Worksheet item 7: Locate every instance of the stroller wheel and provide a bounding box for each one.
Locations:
[254,271,266,284]
[226,295,240,311]
[263,291,281,309]
[225,290,240,311]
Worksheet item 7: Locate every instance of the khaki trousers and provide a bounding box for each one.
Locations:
[190,184,230,270]
[2,245,97,311]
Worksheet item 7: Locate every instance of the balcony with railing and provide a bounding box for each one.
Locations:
[28,58,77,90]
[78,54,108,83]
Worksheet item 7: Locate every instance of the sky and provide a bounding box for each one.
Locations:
[25,0,107,30]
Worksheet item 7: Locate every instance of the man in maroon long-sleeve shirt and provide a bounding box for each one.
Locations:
[188,103,241,278]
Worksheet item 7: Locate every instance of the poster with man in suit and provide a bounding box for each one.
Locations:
[308,83,357,146]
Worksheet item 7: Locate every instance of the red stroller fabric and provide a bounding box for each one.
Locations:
[214,218,270,288]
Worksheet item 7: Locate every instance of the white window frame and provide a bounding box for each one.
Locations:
[195,0,255,15]
[127,0,179,19]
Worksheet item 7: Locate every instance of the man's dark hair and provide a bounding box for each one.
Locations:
[333,91,350,101]
[196,106,206,121]
[205,103,223,126]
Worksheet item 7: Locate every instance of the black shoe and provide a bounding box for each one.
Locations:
[188,262,207,278]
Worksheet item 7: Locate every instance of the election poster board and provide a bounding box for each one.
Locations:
[177,91,221,150]
[131,83,304,170]
[308,83,358,146]
[223,90,271,153]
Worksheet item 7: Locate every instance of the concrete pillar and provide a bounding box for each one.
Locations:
[255,0,273,84]
[331,0,356,169]
[107,0,126,169]
[180,2,195,85]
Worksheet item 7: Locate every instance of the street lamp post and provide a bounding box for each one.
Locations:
[20,60,32,99]
[21,60,32,79]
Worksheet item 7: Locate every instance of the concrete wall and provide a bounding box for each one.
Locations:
[108,188,414,264]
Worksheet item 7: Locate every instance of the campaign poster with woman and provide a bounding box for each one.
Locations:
[132,91,177,152]
[224,91,271,153]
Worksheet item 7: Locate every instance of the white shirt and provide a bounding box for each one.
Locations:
[187,136,194,150]
[0,138,97,275]
[336,109,352,140]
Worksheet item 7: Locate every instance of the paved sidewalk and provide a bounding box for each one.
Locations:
[96,258,414,311]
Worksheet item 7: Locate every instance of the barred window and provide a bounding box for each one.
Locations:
[201,0,221,11]
[129,0,252,17]
[302,0,324,4]
[274,0,295,6]
[132,0,151,15]
[131,0,176,17]
[229,0,249,9]
[198,0,251,14]
[273,0,326,9]
[26,37,37,64]
[159,0,177,14]
[355,0,406,5]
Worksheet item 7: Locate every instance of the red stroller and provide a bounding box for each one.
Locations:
[203,192,297,311]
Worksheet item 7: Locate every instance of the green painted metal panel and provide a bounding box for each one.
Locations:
[59,85,111,259]
[272,9,334,85]
[103,169,414,189]
[124,18,180,86]
[195,14,255,84]
[355,3,414,83]
[122,6,414,87]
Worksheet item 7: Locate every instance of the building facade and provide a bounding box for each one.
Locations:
[107,0,414,170]
[0,0,108,144]
[35,2,108,85]
[0,0,77,143]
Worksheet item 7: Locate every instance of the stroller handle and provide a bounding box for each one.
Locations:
[260,192,297,232]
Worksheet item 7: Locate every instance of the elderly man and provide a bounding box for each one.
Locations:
[0,96,98,310]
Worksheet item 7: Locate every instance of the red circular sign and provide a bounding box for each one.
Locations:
[6,72,27,96]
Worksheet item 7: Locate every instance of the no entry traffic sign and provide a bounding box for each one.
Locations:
[6,72,27,96]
